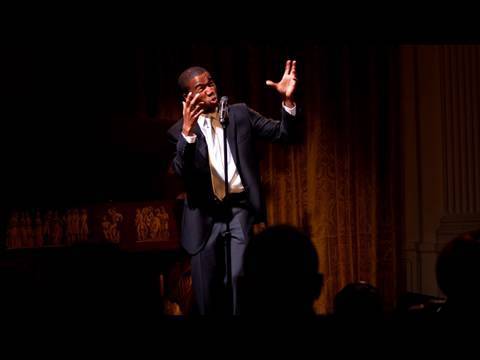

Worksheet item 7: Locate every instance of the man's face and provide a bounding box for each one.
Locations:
[186,72,218,112]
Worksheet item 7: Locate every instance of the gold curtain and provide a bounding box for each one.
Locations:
[256,45,404,314]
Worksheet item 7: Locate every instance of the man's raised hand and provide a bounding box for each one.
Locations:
[266,59,297,107]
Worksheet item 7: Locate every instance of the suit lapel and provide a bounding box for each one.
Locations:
[226,109,240,168]
[193,122,208,160]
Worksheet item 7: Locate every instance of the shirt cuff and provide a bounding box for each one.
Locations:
[282,103,296,116]
[182,132,197,143]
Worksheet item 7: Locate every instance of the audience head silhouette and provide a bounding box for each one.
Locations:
[240,225,323,317]
[333,282,383,320]
[436,229,480,317]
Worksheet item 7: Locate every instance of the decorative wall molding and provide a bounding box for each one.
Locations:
[401,45,480,296]
[436,45,480,249]
[440,45,480,218]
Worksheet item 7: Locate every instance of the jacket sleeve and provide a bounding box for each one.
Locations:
[247,105,297,143]
[167,124,196,178]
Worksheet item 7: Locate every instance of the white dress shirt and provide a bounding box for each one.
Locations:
[182,103,296,199]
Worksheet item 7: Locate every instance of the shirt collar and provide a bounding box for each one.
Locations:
[200,112,218,129]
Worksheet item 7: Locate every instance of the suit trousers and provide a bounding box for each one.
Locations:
[190,205,255,315]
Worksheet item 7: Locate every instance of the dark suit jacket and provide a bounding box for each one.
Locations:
[167,103,296,255]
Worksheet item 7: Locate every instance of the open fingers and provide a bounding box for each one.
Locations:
[284,59,292,76]
[191,107,204,120]
[184,92,199,109]
[184,92,193,106]
[291,60,297,78]
[190,93,201,107]
[266,80,277,88]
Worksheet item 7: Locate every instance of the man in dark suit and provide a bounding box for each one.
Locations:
[167,60,298,315]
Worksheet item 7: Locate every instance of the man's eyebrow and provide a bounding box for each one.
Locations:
[194,78,214,89]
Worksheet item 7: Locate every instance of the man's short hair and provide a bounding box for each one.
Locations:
[177,66,209,95]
